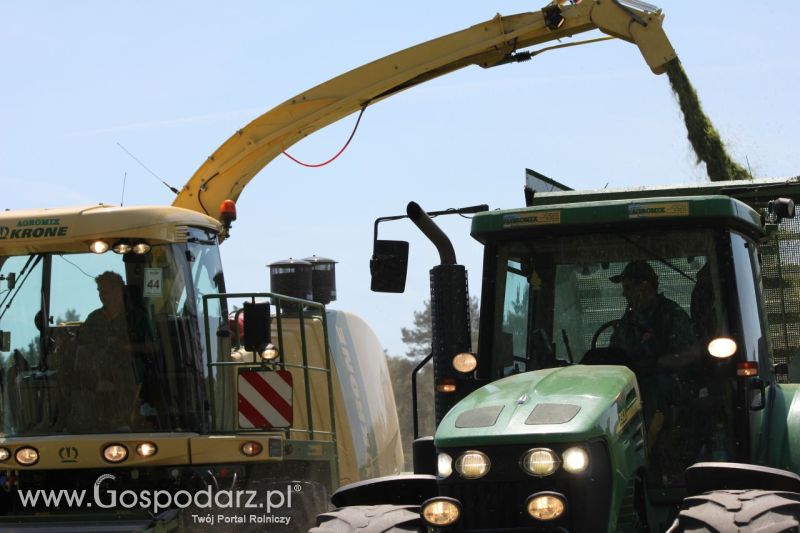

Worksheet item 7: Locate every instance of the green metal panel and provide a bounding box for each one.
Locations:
[434,365,637,447]
[471,196,763,242]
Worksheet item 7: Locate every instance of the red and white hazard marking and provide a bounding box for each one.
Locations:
[237,370,293,429]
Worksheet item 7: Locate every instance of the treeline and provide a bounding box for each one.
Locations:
[386,298,479,471]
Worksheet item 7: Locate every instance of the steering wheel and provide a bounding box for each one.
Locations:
[591,319,621,350]
[582,320,632,366]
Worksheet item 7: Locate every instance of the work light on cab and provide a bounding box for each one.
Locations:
[112,241,132,254]
[708,337,737,359]
[260,343,280,361]
[89,240,109,254]
[452,352,477,373]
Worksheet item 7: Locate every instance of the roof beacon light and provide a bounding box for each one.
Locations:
[219,200,237,236]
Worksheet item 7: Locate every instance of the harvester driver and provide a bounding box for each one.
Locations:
[70,271,151,430]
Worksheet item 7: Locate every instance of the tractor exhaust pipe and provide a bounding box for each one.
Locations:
[407,201,473,424]
[406,202,456,265]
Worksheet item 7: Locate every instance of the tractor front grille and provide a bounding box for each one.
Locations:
[438,440,612,532]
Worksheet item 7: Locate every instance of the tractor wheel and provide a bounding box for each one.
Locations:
[666,489,800,532]
[310,505,422,533]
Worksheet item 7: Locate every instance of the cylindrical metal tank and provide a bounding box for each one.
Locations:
[303,255,337,305]
[269,258,313,302]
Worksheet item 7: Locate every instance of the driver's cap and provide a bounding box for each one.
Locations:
[610,260,657,285]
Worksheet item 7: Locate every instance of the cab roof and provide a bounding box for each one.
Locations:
[471,195,765,242]
[0,204,221,255]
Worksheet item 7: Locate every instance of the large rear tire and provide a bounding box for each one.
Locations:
[310,505,422,533]
[666,489,800,532]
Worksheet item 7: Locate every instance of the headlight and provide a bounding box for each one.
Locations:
[103,444,128,463]
[136,442,158,458]
[437,452,453,478]
[421,497,461,527]
[521,448,560,477]
[0,447,10,461]
[562,447,589,474]
[527,492,566,521]
[455,450,490,479]
[15,447,39,466]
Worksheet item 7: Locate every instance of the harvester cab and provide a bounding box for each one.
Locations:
[338,181,800,532]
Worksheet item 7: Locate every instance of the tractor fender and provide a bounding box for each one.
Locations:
[761,383,800,471]
[330,474,437,508]
[684,462,800,496]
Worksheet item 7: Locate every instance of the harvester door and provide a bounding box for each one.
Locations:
[237,368,293,429]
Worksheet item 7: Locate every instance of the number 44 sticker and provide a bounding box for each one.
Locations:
[143,268,163,297]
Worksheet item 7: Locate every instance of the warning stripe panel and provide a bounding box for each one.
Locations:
[241,371,293,422]
[237,370,293,429]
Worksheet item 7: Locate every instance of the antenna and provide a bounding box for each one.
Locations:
[116,142,180,195]
[120,171,127,206]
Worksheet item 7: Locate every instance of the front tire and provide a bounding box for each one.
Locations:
[667,489,800,532]
[310,505,422,533]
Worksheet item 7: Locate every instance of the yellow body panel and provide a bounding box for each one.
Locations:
[189,434,283,465]
[216,309,403,485]
[0,433,284,470]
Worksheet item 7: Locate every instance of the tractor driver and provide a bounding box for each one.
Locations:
[608,260,701,481]
[608,260,697,373]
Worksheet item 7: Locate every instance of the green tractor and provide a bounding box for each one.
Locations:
[313,177,800,532]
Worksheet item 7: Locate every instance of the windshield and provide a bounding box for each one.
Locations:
[0,228,223,436]
[490,229,731,376]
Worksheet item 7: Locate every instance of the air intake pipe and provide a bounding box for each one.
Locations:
[407,202,473,424]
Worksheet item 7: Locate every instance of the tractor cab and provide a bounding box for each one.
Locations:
[472,196,773,488]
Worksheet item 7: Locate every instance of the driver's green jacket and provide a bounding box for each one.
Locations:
[609,293,696,369]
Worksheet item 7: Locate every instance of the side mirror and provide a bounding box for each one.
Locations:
[370,240,409,293]
[242,301,270,353]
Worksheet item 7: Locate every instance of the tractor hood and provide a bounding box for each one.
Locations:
[435,365,640,448]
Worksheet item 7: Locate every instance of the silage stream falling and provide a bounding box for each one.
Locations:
[664,59,750,182]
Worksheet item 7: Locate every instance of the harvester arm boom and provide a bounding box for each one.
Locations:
[173,0,676,219]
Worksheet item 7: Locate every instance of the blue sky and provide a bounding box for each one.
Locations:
[2,1,799,356]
